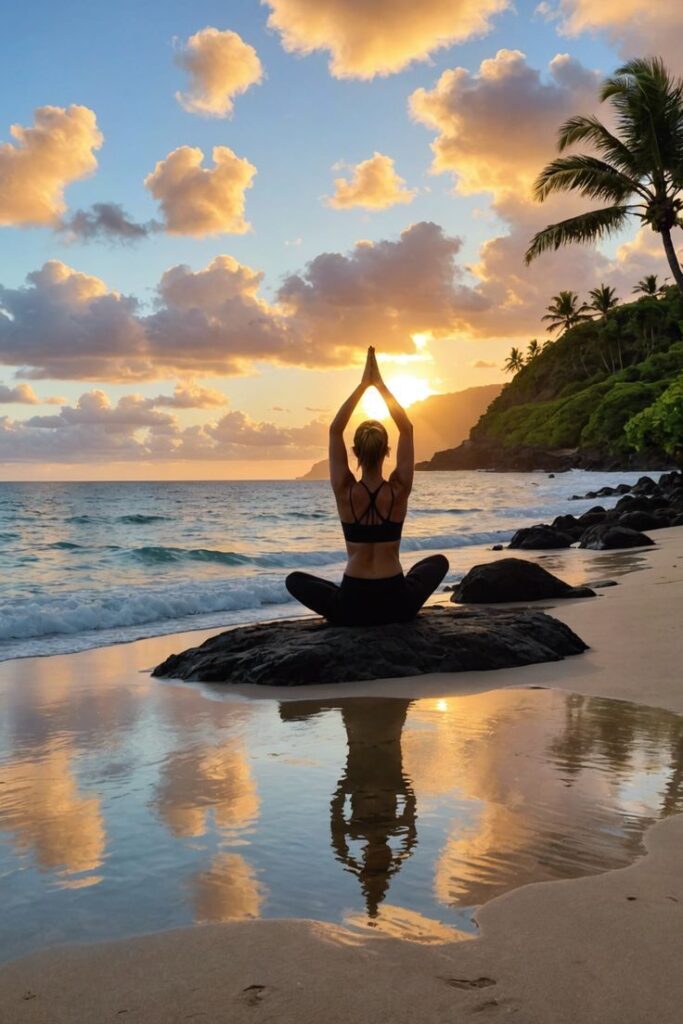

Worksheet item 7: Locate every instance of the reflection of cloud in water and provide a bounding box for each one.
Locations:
[403,691,683,909]
[155,742,259,838]
[193,852,263,922]
[0,741,105,877]
[343,904,472,945]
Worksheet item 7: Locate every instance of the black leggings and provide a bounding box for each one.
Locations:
[285,554,449,627]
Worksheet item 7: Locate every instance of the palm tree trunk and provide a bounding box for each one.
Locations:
[660,226,683,293]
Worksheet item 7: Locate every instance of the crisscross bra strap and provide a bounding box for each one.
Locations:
[349,480,394,525]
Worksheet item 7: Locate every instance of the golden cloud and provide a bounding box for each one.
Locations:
[327,153,416,210]
[0,105,102,226]
[263,0,509,79]
[175,27,263,117]
[553,1,683,72]
[144,145,256,236]
[410,49,600,197]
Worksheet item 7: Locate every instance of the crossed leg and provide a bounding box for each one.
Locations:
[285,571,341,620]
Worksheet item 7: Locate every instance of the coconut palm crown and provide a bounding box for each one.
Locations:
[525,58,683,293]
[588,284,619,316]
[632,273,668,296]
[542,291,591,334]
[503,347,525,374]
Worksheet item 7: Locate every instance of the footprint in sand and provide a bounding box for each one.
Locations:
[441,977,496,990]
[241,984,269,1007]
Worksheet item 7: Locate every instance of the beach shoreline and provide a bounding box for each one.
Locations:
[0,528,681,1023]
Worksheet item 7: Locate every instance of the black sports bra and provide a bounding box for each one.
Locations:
[341,480,404,544]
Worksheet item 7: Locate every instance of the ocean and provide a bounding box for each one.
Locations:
[0,470,655,662]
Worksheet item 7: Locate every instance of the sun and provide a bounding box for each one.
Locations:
[361,374,434,419]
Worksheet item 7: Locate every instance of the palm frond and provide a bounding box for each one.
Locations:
[533,155,641,203]
[557,115,642,177]
[525,206,632,264]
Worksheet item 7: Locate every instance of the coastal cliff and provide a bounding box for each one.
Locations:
[418,289,683,472]
[298,384,502,479]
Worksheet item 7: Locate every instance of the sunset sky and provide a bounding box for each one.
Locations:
[0,0,679,479]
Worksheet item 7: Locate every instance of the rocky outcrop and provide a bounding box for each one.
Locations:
[448,559,595,603]
[416,439,675,473]
[578,525,656,550]
[508,525,574,550]
[152,606,588,686]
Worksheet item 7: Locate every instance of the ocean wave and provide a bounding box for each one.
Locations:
[0,578,292,644]
[117,514,173,524]
[126,530,511,571]
[412,507,483,516]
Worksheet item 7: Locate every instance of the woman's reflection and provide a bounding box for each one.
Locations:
[280,698,417,918]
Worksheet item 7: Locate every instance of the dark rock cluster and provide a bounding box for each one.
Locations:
[509,471,683,550]
[152,606,588,686]
[448,559,595,603]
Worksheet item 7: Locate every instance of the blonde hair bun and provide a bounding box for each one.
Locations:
[353,419,389,469]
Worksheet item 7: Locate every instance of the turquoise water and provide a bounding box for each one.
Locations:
[0,470,653,660]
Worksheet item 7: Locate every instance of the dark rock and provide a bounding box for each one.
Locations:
[576,510,607,528]
[579,525,655,550]
[584,491,599,499]
[548,473,555,478]
[595,486,617,497]
[551,514,583,539]
[615,484,633,494]
[449,558,595,603]
[491,544,504,551]
[615,495,652,513]
[632,475,657,494]
[671,514,683,527]
[152,606,589,685]
[652,509,673,526]
[508,525,574,550]
[618,511,664,532]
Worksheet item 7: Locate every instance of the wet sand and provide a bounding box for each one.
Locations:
[0,527,681,1024]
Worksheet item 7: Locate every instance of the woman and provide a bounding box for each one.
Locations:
[286,347,448,626]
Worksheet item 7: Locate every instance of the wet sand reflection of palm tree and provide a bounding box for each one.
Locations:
[280,699,417,918]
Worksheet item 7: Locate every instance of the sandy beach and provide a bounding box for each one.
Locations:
[0,527,681,1024]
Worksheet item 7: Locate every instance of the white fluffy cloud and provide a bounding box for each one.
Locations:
[144,146,256,236]
[0,105,102,227]
[410,49,600,197]
[327,153,416,210]
[175,27,263,117]
[263,0,509,79]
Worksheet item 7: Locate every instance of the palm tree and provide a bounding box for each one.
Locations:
[527,338,542,360]
[588,284,619,316]
[632,273,668,296]
[542,291,591,334]
[503,347,525,374]
[525,58,683,294]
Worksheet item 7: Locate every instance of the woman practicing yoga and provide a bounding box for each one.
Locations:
[286,347,448,626]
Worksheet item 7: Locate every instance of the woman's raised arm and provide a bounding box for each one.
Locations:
[371,350,414,494]
[328,347,374,492]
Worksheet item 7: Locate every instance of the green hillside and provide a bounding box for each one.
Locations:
[470,288,683,464]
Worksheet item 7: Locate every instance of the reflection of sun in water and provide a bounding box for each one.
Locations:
[362,375,434,420]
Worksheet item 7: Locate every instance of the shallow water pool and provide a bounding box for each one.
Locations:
[0,637,681,961]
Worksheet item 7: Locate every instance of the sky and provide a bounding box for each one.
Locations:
[0,0,680,480]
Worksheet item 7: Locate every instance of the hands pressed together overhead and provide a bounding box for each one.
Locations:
[361,346,385,391]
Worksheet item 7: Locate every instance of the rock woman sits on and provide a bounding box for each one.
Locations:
[286,347,448,626]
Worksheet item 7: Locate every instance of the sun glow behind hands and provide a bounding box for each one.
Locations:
[361,374,435,419]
